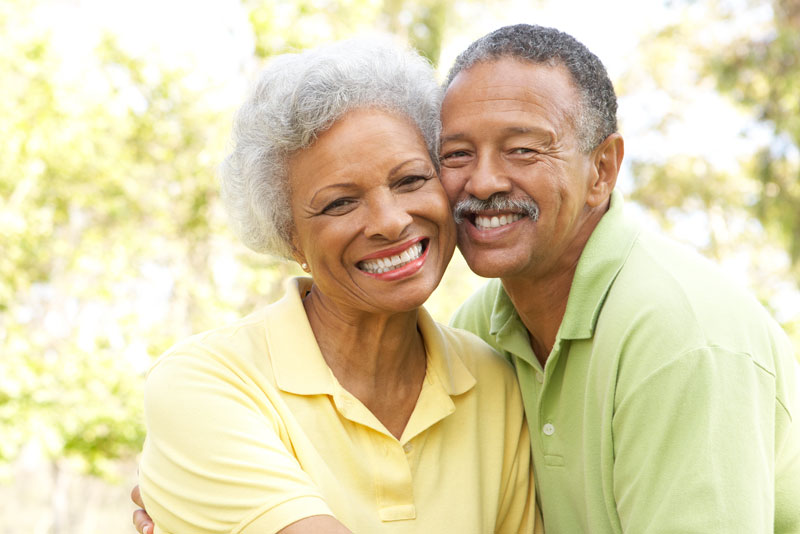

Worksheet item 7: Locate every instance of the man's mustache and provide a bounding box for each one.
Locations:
[452,194,540,224]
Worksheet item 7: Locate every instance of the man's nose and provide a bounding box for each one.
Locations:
[464,155,512,200]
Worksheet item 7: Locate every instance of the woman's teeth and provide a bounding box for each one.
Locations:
[474,213,523,230]
[359,242,424,274]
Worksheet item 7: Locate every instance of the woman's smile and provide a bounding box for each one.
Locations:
[357,238,429,278]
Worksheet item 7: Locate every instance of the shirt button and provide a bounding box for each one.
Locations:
[542,423,555,436]
[403,442,413,453]
[535,373,543,383]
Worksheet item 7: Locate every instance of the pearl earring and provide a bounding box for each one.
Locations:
[301,262,309,271]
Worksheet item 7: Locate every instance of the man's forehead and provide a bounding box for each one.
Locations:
[445,58,575,100]
[441,58,577,136]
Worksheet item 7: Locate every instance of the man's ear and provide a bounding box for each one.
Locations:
[586,133,624,208]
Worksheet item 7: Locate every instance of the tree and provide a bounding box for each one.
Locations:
[246,0,450,65]
[708,0,800,268]
[0,1,262,478]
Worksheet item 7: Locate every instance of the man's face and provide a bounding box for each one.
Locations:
[439,58,598,280]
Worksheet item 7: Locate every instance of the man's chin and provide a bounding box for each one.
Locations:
[457,244,527,279]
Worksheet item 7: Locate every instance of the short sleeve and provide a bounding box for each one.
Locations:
[139,350,334,534]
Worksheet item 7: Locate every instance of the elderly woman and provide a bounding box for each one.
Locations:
[133,39,540,534]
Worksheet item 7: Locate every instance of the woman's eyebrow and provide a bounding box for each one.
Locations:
[309,182,354,205]
[387,157,431,177]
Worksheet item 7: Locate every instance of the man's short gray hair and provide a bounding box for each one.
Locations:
[444,24,617,153]
[220,38,442,259]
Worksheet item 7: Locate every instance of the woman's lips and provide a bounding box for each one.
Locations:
[357,239,427,274]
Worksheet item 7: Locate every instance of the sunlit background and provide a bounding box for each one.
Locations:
[2,0,799,531]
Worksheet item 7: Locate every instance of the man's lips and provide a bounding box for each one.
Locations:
[473,212,524,230]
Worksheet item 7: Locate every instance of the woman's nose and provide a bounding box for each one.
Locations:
[363,192,413,241]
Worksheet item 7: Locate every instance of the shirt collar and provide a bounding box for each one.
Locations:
[559,189,639,340]
[417,305,476,396]
[265,277,335,395]
[265,277,475,397]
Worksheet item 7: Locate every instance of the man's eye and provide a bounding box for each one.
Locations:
[321,198,356,215]
[441,150,469,160]
[511,147,535,154]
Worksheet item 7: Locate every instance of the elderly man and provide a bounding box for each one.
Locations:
[441,24,800,533]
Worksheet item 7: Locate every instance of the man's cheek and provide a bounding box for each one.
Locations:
[439,171,461,203]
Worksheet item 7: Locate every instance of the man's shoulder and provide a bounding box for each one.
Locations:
[601,228,794,376]
[616,228,766,322]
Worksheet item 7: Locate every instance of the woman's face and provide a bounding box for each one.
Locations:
[288,108,456,315]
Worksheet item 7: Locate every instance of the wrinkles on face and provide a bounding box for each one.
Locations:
[288,108,455,317]
[438,59,597,280]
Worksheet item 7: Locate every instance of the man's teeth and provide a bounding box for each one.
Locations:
[474,213,523,230]
[359,242,424,274]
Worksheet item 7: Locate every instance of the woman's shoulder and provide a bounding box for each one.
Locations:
[147,307,275,384]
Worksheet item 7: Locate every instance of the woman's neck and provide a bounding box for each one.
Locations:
[302,284,427,439]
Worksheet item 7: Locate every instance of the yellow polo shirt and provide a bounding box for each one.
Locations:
[139,278,540,534]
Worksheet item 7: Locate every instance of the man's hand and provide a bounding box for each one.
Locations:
[131,484,154,534]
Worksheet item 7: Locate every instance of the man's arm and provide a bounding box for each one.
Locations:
[131,486,351,534]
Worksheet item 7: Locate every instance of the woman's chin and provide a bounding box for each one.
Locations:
[365,283,438,315]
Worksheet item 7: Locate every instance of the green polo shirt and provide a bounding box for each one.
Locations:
[451,190,800,533]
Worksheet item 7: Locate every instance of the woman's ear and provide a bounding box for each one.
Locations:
[586,133,624,208]
[289,237,310,273]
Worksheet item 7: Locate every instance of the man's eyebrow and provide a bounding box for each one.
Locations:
[441,126,553,145]
[440,132,467,145]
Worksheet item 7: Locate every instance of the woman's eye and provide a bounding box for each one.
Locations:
[321,198,356,215]
[396,175,428,190]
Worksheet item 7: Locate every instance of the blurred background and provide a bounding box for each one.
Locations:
[2,0,799,531]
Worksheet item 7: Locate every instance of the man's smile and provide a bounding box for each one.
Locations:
[474,212,524,230]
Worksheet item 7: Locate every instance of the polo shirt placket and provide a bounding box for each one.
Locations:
[328,366,458,522]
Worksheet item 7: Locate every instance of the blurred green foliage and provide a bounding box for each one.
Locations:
[246,0,450,65]
[708,0,800,267]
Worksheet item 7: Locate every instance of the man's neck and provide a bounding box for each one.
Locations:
[500,204,608,366]
[501,264,576,367]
